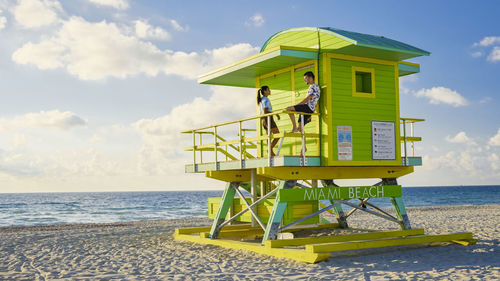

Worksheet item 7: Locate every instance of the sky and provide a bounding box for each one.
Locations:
[0,0,499,193]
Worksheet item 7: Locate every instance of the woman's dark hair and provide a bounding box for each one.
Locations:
[257,85,269,104]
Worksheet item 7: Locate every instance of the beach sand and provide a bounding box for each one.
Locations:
[0,204,499,280]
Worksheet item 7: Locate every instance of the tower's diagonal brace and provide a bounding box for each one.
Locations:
[210,184,280,239]
[234,186,266,230]
[345,198,370,218]
[340,200,400,223]
[262,180,296,243]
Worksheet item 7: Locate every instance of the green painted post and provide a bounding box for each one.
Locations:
[330,200,348,228]
[209,182,239,238]
[391,196,411,230]
[261,180,296,243]
[322,180,348,228]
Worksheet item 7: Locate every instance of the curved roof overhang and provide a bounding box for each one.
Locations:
[198,46,318,88]
[261,27,430,61]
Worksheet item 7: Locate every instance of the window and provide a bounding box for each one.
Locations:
[352,66,375,98]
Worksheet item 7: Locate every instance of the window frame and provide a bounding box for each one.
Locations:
[352,66,376,98]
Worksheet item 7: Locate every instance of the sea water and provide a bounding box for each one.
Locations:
[0,186,499,227]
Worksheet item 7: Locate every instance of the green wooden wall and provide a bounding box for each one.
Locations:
[328,58,398,164]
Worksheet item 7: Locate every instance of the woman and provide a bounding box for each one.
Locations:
[257,85,280,156]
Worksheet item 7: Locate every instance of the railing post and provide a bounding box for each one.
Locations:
[214,126,218,170]
[239,121,243,169]
[411,122,415,157]
[192,131,196,170]
[267,115,272,166]
[402,120,407,166]
[199,132,203,164]
[301,114,305,164]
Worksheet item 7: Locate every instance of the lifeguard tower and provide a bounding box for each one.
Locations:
[174,27,475,263]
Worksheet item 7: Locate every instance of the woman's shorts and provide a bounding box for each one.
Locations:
[262,116,278,130]
[293,104,314,125]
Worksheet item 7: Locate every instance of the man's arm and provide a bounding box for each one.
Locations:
[296,95,312,105]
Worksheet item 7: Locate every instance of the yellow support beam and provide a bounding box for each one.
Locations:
[306,232,474,253]
[400,137,422,142]
[258,166,414,180]
[205,170,274,182]
[174,224,253,235]
[266,229,425,248]
[174,233,330,263]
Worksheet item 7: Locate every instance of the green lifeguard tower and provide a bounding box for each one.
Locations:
[174,27,475,263]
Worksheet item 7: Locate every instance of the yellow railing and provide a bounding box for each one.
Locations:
[182,110,320,168]
[400,118,424,165]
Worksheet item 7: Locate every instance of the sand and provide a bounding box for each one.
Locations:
[0,204,499,280]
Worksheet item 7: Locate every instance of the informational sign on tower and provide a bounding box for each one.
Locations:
[372,121,396,160]
[337,126,352,160]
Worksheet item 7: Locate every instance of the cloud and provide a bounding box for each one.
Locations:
[489,128,500,146]
[489,153,499,170]
[487,46,500,62]
[169,19,188,32]
[132,86,255,175]
[0,10,6,30]
[12,40,66,69]
[399,74,418,95]
[135,20,170,41]
[246,13,264,27]
[12,16,259,80]
[445,131,475,145]
[471,51,483,58]
[474,36,500,47]
[414,87,468,107]
[13,0,62,28]
[0,152,44,177]
[87,0,128,10]
[479,97,493,104]
[0,110,87,130]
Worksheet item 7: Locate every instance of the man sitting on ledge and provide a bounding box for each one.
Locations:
[286,71,320,133]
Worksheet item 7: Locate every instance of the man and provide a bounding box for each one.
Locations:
[286,71,320,133]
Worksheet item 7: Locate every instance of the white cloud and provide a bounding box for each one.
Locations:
[14,0,62,28]
[471,51,483,58]
[132,86,255,175]
[246,13,264,27]
[87,0,128,10]
[135,20,170,41]
[474,36,500,47]
[399,74,418,95]
[489,153,499,170]
[414,86,468,107]
[0,110,87,130]
[8,133,27,151]
[479,97,493,104]
[12,40,66,69]
[445,131,475,145]
[12,16,259,80]
[487,46,500,62]
[169,19,188,32]
[489,128,500,146]
[0,9,6,30]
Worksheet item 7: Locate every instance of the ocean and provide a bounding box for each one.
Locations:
[0,185,499,227]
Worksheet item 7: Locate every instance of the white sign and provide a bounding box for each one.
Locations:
[372,121,396,160]
[337,126,352,160]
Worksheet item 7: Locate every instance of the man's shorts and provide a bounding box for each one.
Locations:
[292,104,314,125]
[262,116,278,130]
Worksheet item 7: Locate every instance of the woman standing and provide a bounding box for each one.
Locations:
[257,86,280,156]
